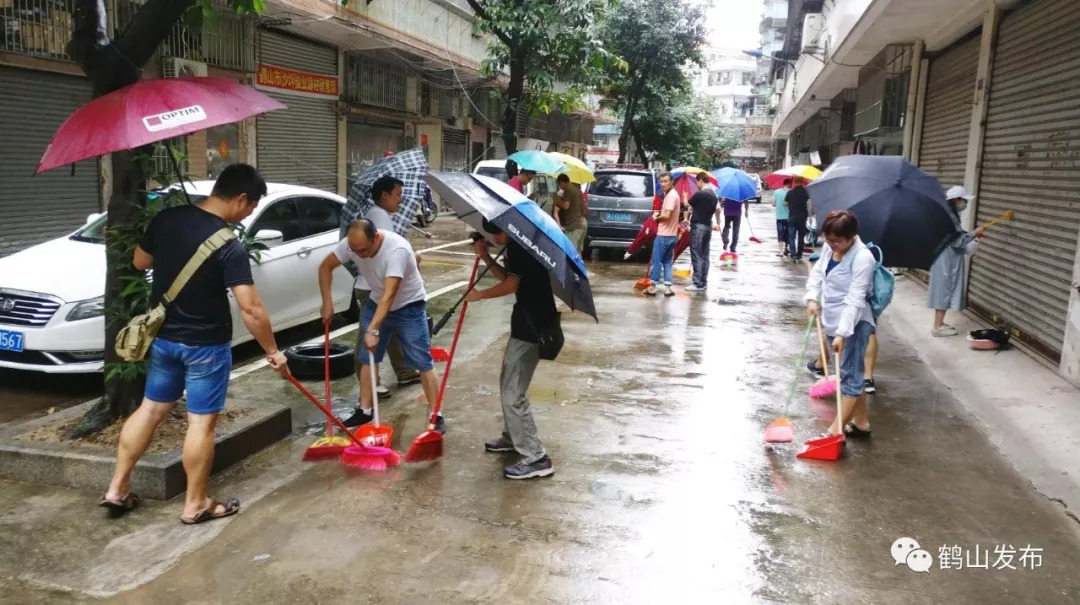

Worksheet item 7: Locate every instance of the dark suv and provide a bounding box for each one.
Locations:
[584,169,657,253]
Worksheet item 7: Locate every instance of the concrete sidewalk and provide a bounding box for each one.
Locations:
[882,274,1080,521]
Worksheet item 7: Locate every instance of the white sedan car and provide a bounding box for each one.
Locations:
[0,181,355,374]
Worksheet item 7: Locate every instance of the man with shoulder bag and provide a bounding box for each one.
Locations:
[465,219,559,480]
[100,164,291,525]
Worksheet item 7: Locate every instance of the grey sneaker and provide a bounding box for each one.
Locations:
[397,372,421,387]
[663,284,675,297]
[484,436,515,453]
[503,455,554,480]
[644,285,657,296]
[932,325,958,337]
[376,385,391,399]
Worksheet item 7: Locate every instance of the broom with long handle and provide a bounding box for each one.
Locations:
[301,324,351,460]
[764,316,815,443]
[406,256,482,463]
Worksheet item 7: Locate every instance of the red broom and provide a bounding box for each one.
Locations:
[405,256,481,462]
[301,324,351,460]
[286,374,399,471]
[746,218,763,244]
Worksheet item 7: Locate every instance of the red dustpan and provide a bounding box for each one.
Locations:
[797,350,845,461]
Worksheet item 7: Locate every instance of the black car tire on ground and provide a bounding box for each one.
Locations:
[285,342,355,380]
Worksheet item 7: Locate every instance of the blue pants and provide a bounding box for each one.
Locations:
[831,320,875,398]
[144,339,231,414]
[650,235,678,284]
[722,215,741,252]
[787,220,807,259]
[359,300,434,371]
[689,223,711,287]
[776,219,789,244]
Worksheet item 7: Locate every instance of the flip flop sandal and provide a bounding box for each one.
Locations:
[844,422,872,438]
[99,493,140,515]
[181,498,240,525]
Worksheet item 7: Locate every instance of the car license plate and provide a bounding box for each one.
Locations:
[0,329,24,353]
[605,212,632,223]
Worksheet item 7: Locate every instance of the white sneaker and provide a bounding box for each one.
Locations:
[685,285,705,292]
[663,285,675,297]
[932,325,958,337]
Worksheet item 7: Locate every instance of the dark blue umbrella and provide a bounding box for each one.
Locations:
[424,171,598,321]
[806,155,959,270]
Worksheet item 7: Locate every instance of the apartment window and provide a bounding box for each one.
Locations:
[708,71,723,86]
[742,72,754,85]
[720,71,732,85]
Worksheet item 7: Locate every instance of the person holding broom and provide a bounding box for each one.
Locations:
[465,219,556,480]
[804,210,876,439]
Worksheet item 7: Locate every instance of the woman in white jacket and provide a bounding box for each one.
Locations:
[804,210,877,438]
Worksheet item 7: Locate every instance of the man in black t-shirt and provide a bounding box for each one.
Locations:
[100,164,290,525]
[687,172,719,291]
[785,178,814,261]
[465,220,556,480]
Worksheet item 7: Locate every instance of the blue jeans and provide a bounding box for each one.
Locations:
[832,321,875,398]
[787,220,807,258]
[144,339,231,414]
[689,223,711,287]
[360,300,434,371]
[650,235,678,284]
[776,219,789,244]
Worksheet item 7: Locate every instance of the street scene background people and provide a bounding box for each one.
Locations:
[687,171,718,291]
[554,174,588,253]
[929,185,984,337]
[785,177,813,262]
[647,172,681,297]
[773,178,791,257]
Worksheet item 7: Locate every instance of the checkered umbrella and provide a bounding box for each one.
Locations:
[341,147,429,239]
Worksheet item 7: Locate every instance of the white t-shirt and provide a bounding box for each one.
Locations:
[334,230,426,311]
[351,206,396,290]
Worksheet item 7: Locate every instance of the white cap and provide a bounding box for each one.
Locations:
[945,185,974,201]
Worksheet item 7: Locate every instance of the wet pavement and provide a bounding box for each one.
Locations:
[3,204,1080,603]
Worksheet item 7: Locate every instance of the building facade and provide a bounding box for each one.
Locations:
[763,0,1080,386]
[0,0,594,257]
[693,47,771,170]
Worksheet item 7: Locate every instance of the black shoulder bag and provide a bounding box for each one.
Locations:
[524,310,564,361]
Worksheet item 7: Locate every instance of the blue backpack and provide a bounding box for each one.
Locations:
[864,242,894,319]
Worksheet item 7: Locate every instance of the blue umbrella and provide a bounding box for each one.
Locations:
[806,155,958,270]
[710,167,757,202]
[507,150,566,176]
[424,171,598,321]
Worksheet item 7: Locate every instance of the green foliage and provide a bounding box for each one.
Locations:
[634,88,746,167]
[467,0,619,117]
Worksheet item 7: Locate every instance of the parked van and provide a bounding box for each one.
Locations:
[472,159,558,218]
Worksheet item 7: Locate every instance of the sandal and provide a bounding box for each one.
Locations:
[844,422,872,438]
[99,492,140,515]
[181,498,240,525]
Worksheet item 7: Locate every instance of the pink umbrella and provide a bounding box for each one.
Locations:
[36,77,286,174]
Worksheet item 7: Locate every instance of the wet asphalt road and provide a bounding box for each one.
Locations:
[3,202,1080,603]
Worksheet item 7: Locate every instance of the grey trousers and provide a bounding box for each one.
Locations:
[500,337,545,463]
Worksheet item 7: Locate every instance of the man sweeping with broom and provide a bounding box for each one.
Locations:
[319,219,445,434]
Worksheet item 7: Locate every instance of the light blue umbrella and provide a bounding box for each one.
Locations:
[710,167,758,202]
[508,150,566,176]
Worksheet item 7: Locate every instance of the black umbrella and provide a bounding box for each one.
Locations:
[806,155,960,269]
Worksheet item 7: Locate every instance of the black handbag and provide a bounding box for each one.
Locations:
[526,311,564,361]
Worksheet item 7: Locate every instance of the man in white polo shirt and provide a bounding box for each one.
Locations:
[318,218,444,431]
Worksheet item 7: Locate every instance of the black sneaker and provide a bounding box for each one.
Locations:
[397,372,421,387]
[376,385,391,399]
[864,378,876,394]
[434,414,447,434]
[503,455,554,480]
[484,436,515,453]
[806,361,825,377]
[342,407,373,428]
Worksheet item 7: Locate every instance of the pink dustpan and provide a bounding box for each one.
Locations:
[763,417,794,443]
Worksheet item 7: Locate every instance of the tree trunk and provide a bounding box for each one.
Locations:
[631,123,649,167]
[501,52,525,173]
[64,0,192,438]
[617,70,649,163]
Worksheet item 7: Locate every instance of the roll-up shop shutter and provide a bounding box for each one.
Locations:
[256,30,339,192]
[346,121,404,188]
[968,0,1080,361]
[490,133,507,160]
[443,128,469,172]
[0,67,99,257]
[911,34,980,281]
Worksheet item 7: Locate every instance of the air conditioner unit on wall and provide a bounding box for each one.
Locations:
[801,13,825,53]
[163,57,208,78]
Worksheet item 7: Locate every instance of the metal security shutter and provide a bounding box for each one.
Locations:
[969,0,1080,361]
[443,128,469,172]
[0,67,99,257]
[256,30,338,191]
[918,34,979,187]
[346,121,404,187]
[490,133,507,159]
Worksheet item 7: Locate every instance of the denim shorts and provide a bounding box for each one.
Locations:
[144,339,232,414]
[831,320,875,398]
[776,219,789,242]
[359,300,433,371]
